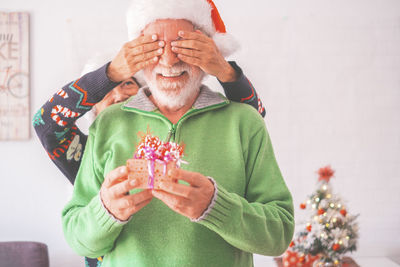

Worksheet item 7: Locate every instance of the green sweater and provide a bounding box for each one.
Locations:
[62,86,294,267]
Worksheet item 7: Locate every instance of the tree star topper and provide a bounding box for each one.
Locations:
[318,165,335,182]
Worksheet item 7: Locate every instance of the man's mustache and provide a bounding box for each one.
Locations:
[152,62,192,77]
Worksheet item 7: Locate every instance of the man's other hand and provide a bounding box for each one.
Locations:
[152,168,215,221]
[100,166,153,221]
[107,35,165,82]
[171,30,237,83]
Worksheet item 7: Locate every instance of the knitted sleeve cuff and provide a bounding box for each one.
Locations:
[219,61,251,102]
[218,61,244,83]
[190,176,219,222]
[196,181,235,229]
[77,62,121,103]
[97,194,131,225]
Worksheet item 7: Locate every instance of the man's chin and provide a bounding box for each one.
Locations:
[155,82,185,94]
[151,92,186,110]
[150,82,196,110]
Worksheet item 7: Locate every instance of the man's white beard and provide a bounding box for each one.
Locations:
[145,62,205,110]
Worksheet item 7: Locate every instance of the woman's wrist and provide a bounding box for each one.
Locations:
[218,62,238,83]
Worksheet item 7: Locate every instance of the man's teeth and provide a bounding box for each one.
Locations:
[161,72,184,77]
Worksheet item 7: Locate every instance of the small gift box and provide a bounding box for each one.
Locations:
[126,132,185,189]
[126,158,178,189]
[280,250,319,267]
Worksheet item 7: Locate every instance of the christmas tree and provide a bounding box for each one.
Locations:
[288,166,359,266]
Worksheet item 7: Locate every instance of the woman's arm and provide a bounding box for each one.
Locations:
[32,63,120,184]
[220,61,266,118]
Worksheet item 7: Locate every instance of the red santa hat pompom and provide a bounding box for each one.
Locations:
[126,0,239,57]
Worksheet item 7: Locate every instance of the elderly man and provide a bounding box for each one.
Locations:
[62,0,294,266]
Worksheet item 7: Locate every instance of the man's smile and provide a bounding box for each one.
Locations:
[156,71,188,81]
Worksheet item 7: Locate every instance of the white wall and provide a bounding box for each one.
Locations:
[1,0,399,266]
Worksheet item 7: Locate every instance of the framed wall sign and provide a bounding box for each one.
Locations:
[0,12,30,140]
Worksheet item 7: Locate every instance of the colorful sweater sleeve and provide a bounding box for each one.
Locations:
[32,63,120,184]
[220,61,266,118]
[198,124,295,256]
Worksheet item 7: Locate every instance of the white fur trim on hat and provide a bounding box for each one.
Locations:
[80,52,114,76]
[126,0,239,57]
[213,32,240,58]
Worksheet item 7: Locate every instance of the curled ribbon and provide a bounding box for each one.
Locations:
[134,134,186,188]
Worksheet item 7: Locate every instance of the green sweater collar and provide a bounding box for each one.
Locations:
[122,85,229,113]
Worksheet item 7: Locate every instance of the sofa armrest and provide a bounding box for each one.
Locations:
[0,241,49,267]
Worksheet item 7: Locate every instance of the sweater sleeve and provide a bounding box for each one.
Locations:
[197,126,294,256]
[32,63,120,184]
[219,61,266,118]
[61,130,126,258]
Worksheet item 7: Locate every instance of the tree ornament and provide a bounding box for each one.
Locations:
[317,165,335,182]
[299,255,306,263]
[332,243,341,251]
[340,209,347,217]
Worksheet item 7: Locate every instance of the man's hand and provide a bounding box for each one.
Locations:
[94,77,139,114]
[171,30,237,83]
[152,168,215,220]
[100,166,153,221]
[107,35,165,82]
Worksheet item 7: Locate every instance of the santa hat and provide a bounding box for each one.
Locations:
[126,0,239,57]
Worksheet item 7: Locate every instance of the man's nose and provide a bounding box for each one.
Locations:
[159,42,180,67]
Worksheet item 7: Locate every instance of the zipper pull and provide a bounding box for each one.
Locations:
[165,125,175,142]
